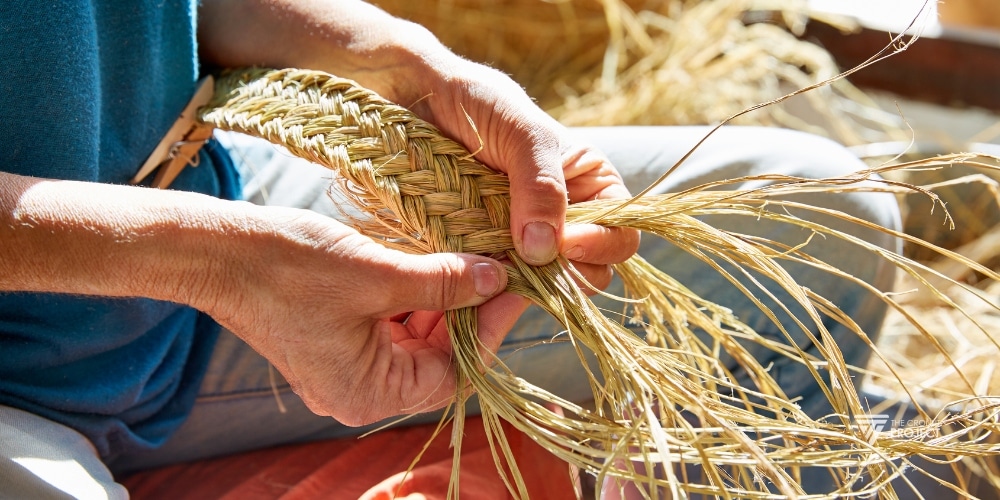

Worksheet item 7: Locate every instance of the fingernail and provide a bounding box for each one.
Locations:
[472,263,502,297]
[522,221,558,265]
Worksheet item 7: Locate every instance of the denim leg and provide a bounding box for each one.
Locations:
[0,405,128,499]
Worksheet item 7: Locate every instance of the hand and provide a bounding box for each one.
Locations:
[404,60,641,286]
[0,170,521,427]
[199,0,640,286]
[205,207,520,426]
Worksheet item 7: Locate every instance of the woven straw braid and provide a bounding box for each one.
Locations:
[201,68,514,256]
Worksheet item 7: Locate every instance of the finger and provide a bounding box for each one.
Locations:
[383,293,529,416]
[410,294,529,373]
[389,312,411,322]
[568,261,614,293]
[562,224,640,265]
[503,125,567,266]
[381,252,507,314]
[402,310,446,340]
[562,144,631,203]
[380,321,457,415]
[413,292,531,369]
[401,310,451,353]
[475,292,531,358]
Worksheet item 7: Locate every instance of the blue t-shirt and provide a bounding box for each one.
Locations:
[0,0,240,459]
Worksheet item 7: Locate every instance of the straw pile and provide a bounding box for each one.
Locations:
[370,0,904,146]
[871,163,1000,407]
[199,67,1000,498]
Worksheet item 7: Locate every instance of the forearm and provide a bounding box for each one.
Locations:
[0,171,260,310]
[197,0,460,105]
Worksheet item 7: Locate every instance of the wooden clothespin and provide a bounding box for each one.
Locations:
[132,76,216,189]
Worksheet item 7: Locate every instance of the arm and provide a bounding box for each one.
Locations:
[0,171,240,302]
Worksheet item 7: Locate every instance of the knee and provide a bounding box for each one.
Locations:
[656,126,903,240]
[788,132,903,290]
[750,130,902,346]
[752,129,901,236]
[701,129,902,334]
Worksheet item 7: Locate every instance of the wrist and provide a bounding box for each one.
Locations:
[198,0,465,106]
[309,14,468,108]
[136,198,262,313]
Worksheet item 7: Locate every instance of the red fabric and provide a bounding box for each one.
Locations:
[121,417,578,499]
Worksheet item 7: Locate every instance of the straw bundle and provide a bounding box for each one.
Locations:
[200,67,1000,498]
[371,0,903,146]
[374,0,1000,434]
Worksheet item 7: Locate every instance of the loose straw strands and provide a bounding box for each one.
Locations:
[200,68,1000,498]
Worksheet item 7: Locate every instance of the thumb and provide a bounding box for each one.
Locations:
[383,253,507,313]
[504,127,567,267]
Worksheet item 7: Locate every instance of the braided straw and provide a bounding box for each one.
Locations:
[200,68,1000,498]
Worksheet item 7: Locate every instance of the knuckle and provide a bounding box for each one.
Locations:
[532,171,567,197]
[518,173,567,215]
[434,258,464,309]
[620,228,642,261]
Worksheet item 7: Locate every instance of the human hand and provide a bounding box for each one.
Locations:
[1,170,522,426]
[199,0,640,287]
[204,207,521,426]
[404,60,641,286]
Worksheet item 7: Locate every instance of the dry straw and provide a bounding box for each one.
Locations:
[372,0,906,147]
[368,0,1000,453]
[199,65,1000,498]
